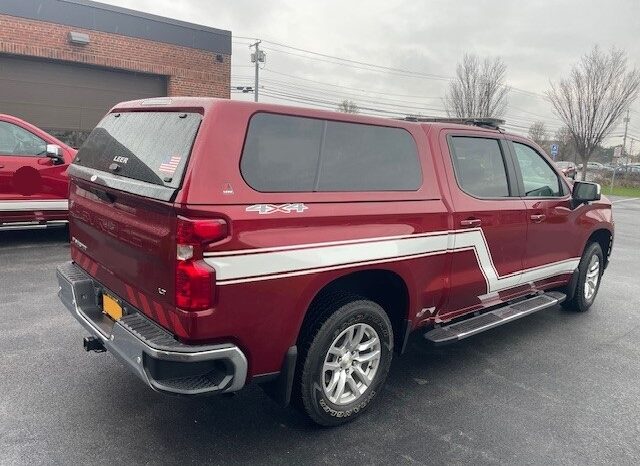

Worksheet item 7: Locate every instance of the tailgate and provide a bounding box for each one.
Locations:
[64,109,205,333]
[69,179,176,309]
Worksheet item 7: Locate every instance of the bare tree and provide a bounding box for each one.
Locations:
[547,46,640,180]
[553,126,577,162]
[444,54,510,118]
[528,121,548,148]
[337,99,359,114]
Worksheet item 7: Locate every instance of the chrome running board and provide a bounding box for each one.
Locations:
[0,220,68,231]
[424,291,566,345]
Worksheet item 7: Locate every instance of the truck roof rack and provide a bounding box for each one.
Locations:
[400,117,505,130]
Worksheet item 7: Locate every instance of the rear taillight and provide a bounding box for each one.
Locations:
[176,260,215,310]
[176,218,228,246]
[175,217,228,311]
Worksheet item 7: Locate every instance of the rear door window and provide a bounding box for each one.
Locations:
[449,136,511,198]
[74,112,201,188]
[240,113,421,192]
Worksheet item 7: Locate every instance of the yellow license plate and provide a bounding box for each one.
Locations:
[102,293,123,321]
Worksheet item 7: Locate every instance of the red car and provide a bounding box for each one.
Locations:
[0,114,76,229]
[56,99,613,426]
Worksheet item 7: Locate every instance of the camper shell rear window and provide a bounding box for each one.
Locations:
[73,111,201,189]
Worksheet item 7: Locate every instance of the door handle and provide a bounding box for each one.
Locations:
[460,218,482,227]
[530,214,546,223]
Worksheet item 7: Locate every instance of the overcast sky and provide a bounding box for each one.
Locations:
[102,0,640,147]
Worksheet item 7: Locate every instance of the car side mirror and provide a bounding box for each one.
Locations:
[572,181,601,206]
[46,144,64,164]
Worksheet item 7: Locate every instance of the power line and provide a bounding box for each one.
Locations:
[233,74,565,130]
[234,75,444,104]
[246,90,625,143]
[255,40,452,80]
[261,83,564,129]
[234,36,548,100]
[259,46,451,82]
[260,88,435,116]
[258,92,404,118]
[259,74,445,101]
[260,80,443,108]
[230,37,609,133]
[264,69,443,98]
[232,81,555,128]
[248,86,562,129]
[263,88,449,116]
[237,70,556,128]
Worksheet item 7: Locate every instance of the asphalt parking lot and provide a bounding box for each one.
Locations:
[1,197,639,466]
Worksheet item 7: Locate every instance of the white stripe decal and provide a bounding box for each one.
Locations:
[204,228,579,288]
[0,200,69,212]
[204,229,456,257]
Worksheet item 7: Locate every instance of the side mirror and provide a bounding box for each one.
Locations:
[572,181,601,205]
[46,144,64,164]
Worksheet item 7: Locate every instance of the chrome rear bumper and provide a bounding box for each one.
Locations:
[56,261,247,395]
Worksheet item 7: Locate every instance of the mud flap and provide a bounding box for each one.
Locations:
[260,346,297,407]
[565,267,581,303]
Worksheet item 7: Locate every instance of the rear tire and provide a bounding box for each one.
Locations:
[294,296,393,426]
[563,242,603,312]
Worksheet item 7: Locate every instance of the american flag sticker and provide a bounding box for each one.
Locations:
[158,155,182,174]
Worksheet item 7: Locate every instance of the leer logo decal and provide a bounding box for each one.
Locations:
[246,203,308,215]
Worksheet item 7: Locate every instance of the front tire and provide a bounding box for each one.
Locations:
[563,242,603,312]
[294,296,393,426]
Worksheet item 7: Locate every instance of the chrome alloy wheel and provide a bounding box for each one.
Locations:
[321,323,381,406]
[584,254,601,301]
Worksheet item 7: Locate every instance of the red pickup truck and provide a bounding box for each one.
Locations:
[0,114,76,229]
[56,98,613,426]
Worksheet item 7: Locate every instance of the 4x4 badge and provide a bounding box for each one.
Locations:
[246,203,308,215]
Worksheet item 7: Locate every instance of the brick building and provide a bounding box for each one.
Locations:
[0,0,231,146]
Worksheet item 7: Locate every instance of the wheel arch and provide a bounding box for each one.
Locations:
[297,268,412,355]
[585,228,613,269]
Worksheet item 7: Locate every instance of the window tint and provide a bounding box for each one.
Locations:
[46,129,91,149]
[0,122,46,156]
[318,121,421,191]
[74,112,201,188]
[450,137,510,197]
[240,113,421,192]
[240,113,324,192]
[513,143,562,197]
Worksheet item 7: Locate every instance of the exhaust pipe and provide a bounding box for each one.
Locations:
[83,336,106,353]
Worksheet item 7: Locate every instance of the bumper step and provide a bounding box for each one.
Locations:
[56,261,248,395]
[424,291,566,345]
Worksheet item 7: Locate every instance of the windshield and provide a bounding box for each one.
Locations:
[73,111,201,188]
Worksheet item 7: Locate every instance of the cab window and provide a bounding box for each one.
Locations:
[0,122,47,156]
[513,142,562,197]
[449,136,511,198]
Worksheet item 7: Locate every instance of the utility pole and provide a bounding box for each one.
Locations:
[249,40,265,102]
[611,109,631,192]
[622,109,630,162]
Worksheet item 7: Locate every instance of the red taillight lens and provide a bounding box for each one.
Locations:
[176,260,215,311]
[176,217,228,244]
[174,217,228,311]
